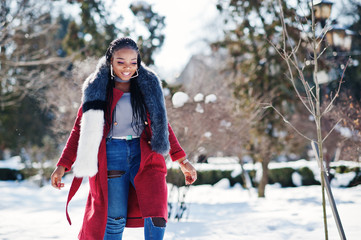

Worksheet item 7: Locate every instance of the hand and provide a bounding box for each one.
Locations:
[179,160,197,185]
[51,166,65,190]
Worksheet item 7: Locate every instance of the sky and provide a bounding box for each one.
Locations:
[112,0,220,81]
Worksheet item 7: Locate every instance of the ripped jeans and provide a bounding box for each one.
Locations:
[104,138,166,240]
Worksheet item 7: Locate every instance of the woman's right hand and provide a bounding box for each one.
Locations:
[51,165,66,190]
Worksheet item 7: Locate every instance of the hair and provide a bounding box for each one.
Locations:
[104,37,147,135]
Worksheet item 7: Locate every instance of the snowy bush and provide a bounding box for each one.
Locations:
[0,168,23,181]
[205,94,217,103]
[193,93,204,102]
[331,172,356,187]
[214,178,231,189]
[292,172,302,187]
[166,168,245,187]
[172,92,189,108]
[167,161,361,189]
[268,168,295,187]
[297,167,320,186]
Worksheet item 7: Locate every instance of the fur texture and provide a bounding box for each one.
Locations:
[73,110,104,177]
[82,57,108,106]
[136,64,169,154]
[72,57,169,177]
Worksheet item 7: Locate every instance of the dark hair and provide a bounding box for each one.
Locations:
[105,37,147,135]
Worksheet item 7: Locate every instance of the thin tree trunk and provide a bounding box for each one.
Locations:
[312,3,329,236]
[258,157,270,198]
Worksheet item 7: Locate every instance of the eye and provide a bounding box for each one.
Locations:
[117,61,124,64]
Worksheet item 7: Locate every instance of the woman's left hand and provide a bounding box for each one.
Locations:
[179,159,197,185]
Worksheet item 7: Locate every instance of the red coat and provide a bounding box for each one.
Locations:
[57,88,186,240]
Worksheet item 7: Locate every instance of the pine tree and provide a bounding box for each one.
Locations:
[0,0,69,157]
[130,2,166,66]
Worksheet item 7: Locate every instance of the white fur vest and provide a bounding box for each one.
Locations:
[72,57,169,177]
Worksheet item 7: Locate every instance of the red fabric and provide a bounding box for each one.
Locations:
[57,88,186,240]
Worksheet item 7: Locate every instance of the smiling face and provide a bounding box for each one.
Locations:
[111,48,138,81]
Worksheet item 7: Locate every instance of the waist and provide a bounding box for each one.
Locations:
[107,135,140,141]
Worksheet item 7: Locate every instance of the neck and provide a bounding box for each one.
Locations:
[114,75,130,83]
[115,81,130,92]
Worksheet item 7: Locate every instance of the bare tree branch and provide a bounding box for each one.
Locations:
[322,58,350,116]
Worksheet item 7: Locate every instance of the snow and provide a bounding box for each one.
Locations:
[331,172,356,188]
[1,176,361,240]
[213,178,231,189]
[336,125,353,138]
[205,94,217,103]
[195,103,204,113]
[203,131,212,138]
[0,156,24,170]
[194,93,204,102]
[292,172,303,187]
[2,157,361,239]
[172,92,189,108]
[231,165,242,178]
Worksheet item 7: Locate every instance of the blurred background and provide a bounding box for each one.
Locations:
[1,0,361,194]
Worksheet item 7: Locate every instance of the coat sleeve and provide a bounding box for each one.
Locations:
[168,123,187,162]
[56,106,83,172]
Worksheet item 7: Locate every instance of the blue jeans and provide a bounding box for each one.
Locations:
[104,138,166,240]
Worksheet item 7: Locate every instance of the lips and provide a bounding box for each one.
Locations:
[122,72,131,76]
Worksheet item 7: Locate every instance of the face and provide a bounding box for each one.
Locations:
[111,48,138,81]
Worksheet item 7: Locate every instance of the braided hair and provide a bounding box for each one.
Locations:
[105,37,147,135]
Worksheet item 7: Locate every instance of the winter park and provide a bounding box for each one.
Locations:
[1,0,361,240]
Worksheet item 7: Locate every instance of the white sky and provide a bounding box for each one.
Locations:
[111,0,220,80]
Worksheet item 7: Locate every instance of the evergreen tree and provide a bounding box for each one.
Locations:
[214,0,308,197]
[130,2,166,65]
[63,0,119,57]
[0,0,69,157]
[63,0,166,64]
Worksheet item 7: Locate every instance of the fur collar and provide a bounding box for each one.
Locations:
[72,57,169,177]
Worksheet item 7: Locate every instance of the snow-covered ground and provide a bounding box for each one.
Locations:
[1,173,361,240]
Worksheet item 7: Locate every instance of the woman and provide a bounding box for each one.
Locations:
[51,37,197,240]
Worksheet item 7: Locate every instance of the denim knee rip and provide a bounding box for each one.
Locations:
[107,170,126,179]
[150,217,166,228]
[106,216,126,234]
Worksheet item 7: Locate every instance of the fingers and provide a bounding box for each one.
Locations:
[183,165,197,185]
[51,167,65,190]
[186,170,197,185]
[57,182,65,189]
[54,178,65,190]
[51,174,64,190]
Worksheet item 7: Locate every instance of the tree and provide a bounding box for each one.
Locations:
[0,0,71,157]
[214,0,307,197]
[266,1,351,238]
[130,1,166,66]
[165,50,266,193]
[0,0,70,108]
[62,1,166,64]
[62,0,120,58]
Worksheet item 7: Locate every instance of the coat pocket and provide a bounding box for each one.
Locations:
[150,152,167,173]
